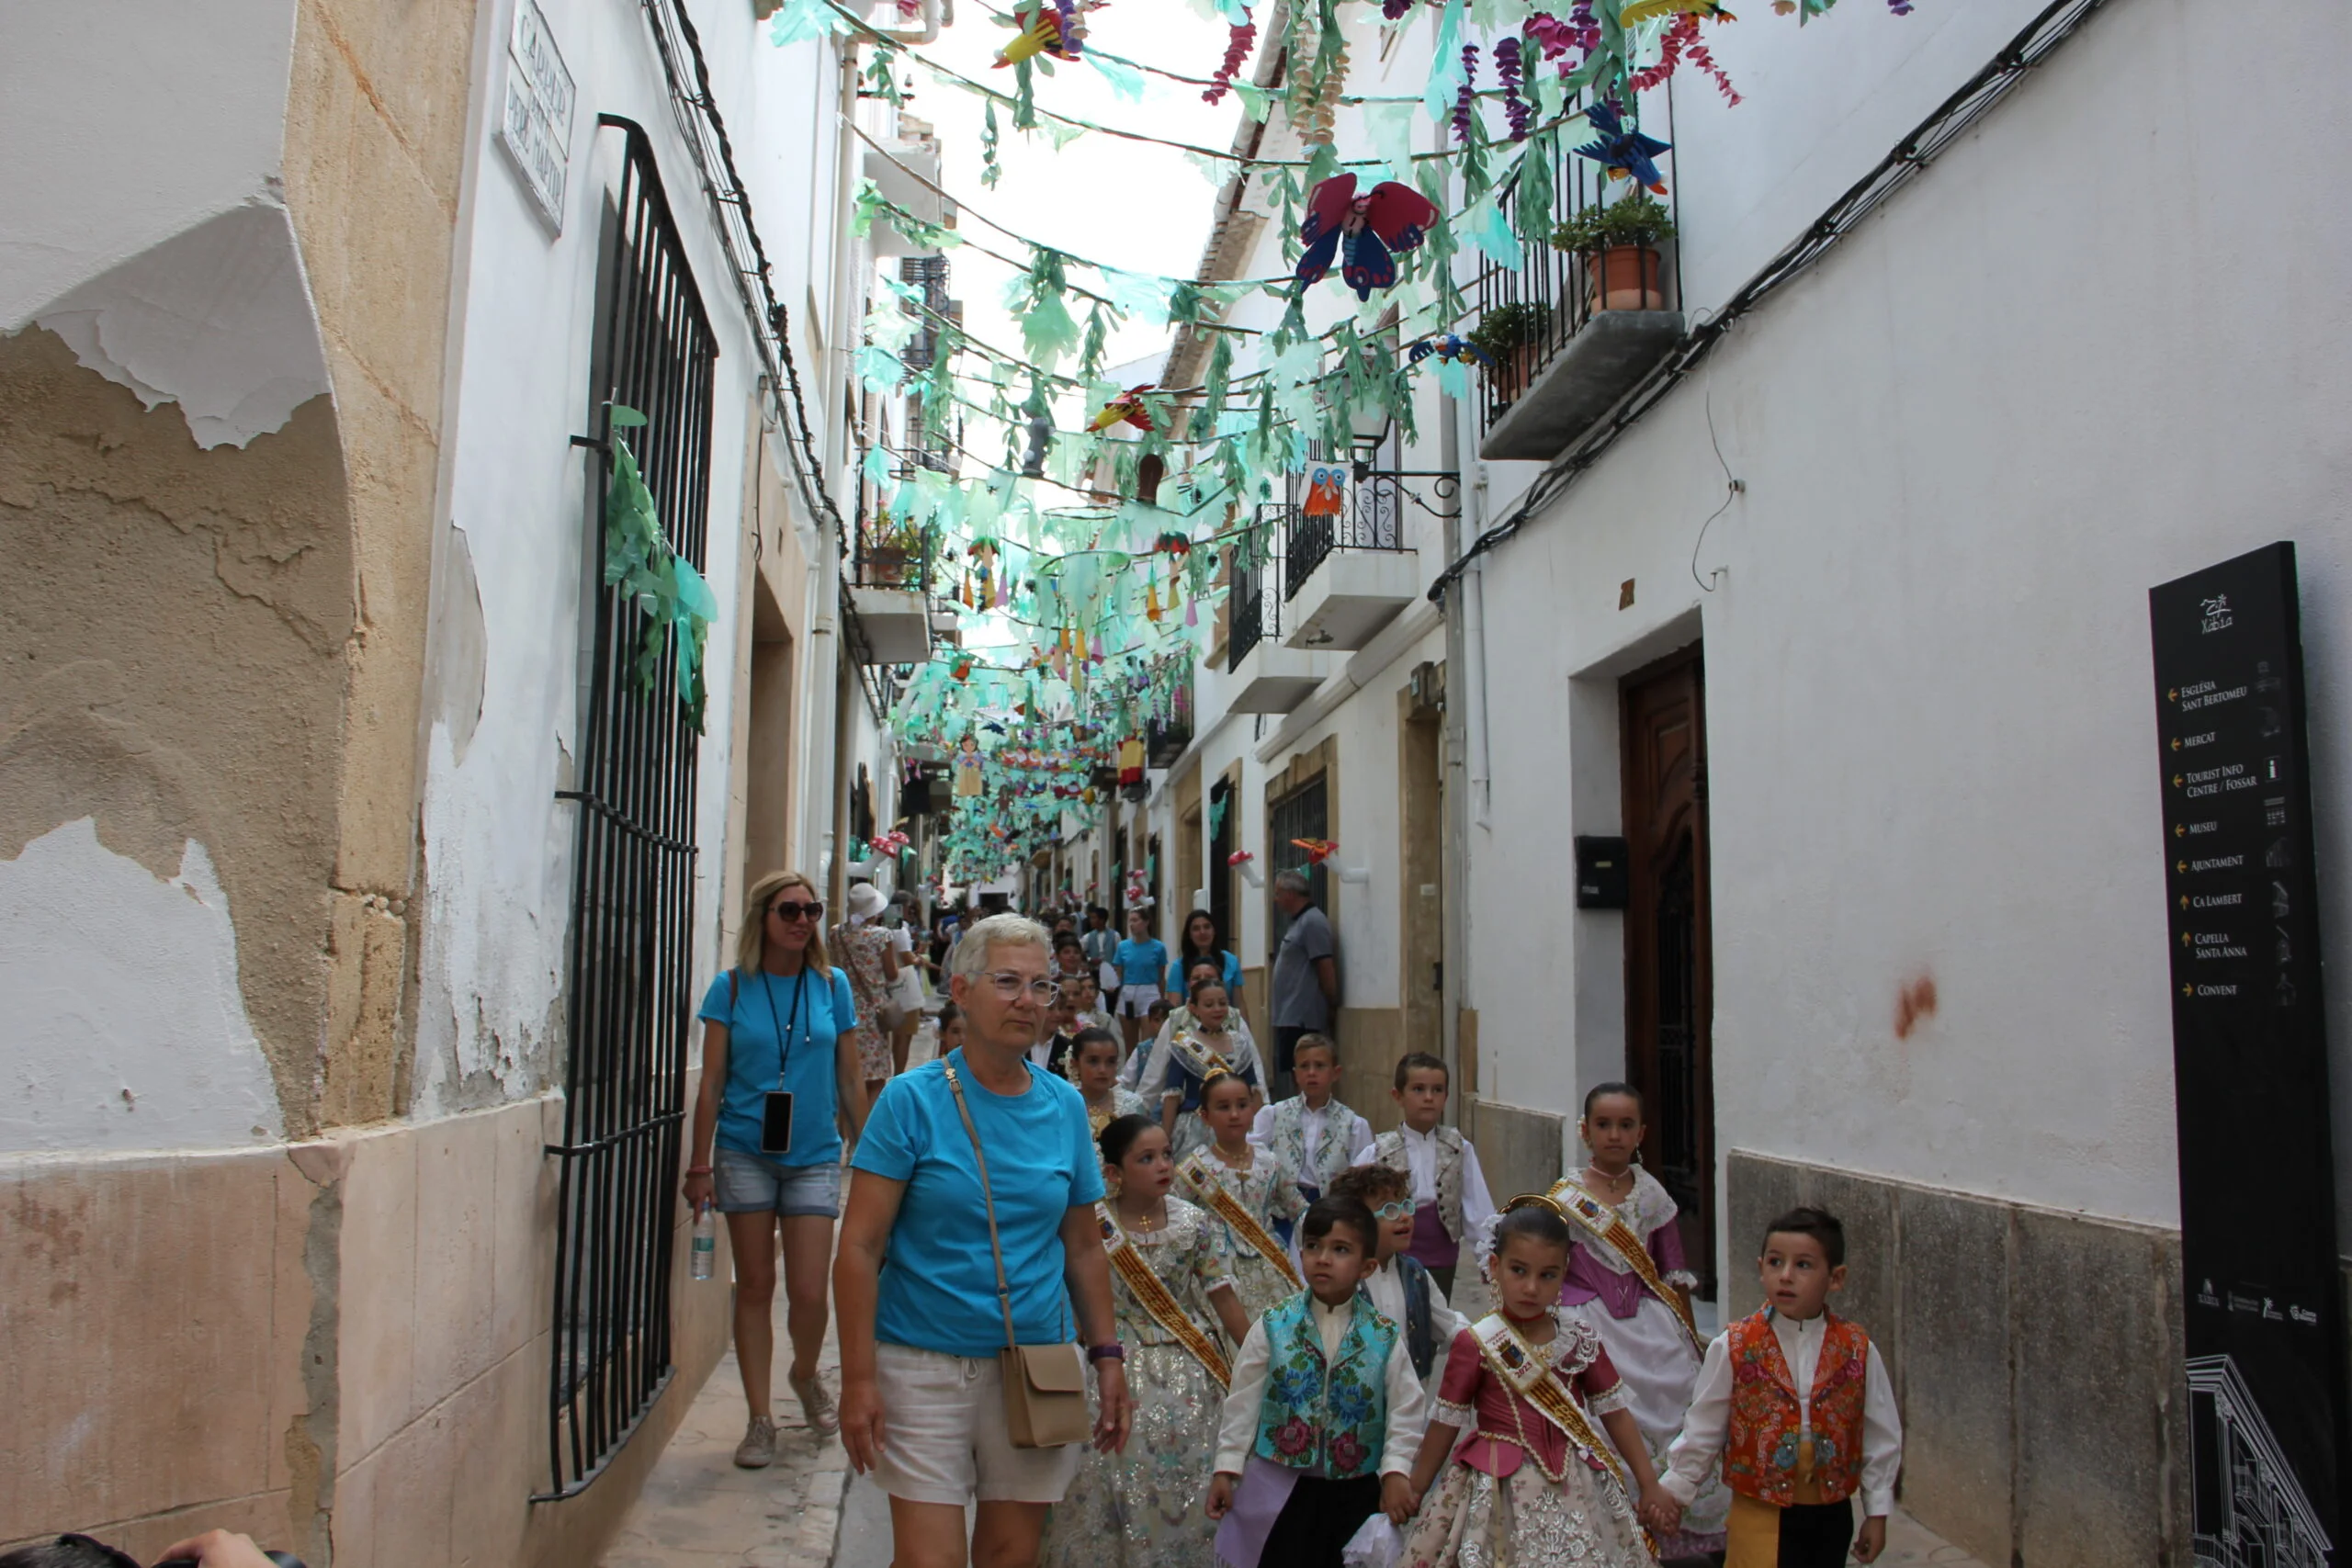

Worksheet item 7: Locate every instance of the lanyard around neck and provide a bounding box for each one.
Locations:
[763,967,811,1089]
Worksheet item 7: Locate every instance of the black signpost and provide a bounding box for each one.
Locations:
[2152,542,2346,1566]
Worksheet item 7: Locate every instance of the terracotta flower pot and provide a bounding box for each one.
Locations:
[1588,244,1666,312]
[1485,340,1542,405]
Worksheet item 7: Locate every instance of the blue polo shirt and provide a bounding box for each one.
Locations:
[698,965,858,1166]
[854,1050,1105,1358]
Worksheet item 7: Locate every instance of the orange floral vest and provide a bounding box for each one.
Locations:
[1722,1308,1871,1506]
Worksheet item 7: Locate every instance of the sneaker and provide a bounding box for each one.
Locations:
[791,1372,840,1436]
[734,1415,777,1469]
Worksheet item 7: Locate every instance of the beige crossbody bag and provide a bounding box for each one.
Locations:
[943,1064,1093,1449]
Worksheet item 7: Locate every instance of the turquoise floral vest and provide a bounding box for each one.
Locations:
[1250,1291,1400,1479]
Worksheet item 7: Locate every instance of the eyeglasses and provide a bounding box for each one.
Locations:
[1373,1200,1414,1222]
[983,971,1061,1003]
[769,899,824,922]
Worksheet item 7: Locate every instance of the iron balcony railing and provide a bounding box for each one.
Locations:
[1283,469,1458,601]
[1228,502,1289,671]
[1471,107,1682,434]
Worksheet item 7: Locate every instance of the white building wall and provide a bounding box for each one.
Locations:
[1462,0,2352,1244]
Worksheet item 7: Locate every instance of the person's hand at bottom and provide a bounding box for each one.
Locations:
[1852,1515,1887,1563]
[1092,1359,1132,1452]
[157,1530,276,1568]
[1205,1472,1237,1521]
[1638,1492,1685,1535]
[1380,1472,1419,1526]
[837,1375,886,1474]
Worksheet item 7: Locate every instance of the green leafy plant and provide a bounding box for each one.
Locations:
[1549,193,1679,254]
[1467,301,1544,361]
[602,405,718,732]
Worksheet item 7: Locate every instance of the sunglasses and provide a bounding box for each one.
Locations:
[1373,1200,1414,1222]
[769,899,824,921]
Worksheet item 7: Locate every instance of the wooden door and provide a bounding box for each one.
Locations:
[1622,647,1715,1296]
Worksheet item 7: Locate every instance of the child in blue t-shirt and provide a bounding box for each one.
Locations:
[1114,908,1170,1050]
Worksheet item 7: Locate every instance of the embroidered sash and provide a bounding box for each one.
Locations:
[1098,1203,1231,1385]
[1179,1154,1303,1292]
[1549,1178,1702,1350]
[1163,1026,1240,1088]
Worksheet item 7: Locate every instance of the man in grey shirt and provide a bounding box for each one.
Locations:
[1269,869,1339,1097]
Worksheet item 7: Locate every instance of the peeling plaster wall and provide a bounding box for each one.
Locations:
[0,327,353,1145]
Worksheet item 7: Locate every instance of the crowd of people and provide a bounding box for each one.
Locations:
[682,881,1904,1568]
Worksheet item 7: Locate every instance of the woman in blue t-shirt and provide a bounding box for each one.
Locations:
[1164,907,1243,998]
[682,870,868,1470]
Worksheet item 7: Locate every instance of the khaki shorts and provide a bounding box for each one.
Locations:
[872,1341,1087,1506]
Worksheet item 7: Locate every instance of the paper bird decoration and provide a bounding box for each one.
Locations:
[1573,103,1673,194]
[1407,334,1494,368]
[995,1,1082,66]
[1291,838,1340,864]
[1621,0,1735,19]
[1296,175,1441,301]
[1089,385,1157,433]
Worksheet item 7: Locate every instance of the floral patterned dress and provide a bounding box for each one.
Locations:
[829,920,894,1081]
[1040,1198,1235,1568]
[1403,1313,1657,1568]
[1175,1145,1306,1325]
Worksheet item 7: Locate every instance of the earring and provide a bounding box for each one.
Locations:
[1106,1173,1124,1199]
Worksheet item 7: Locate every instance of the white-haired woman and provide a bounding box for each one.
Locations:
[683,871,868,1468]
[835,912,1133,1568]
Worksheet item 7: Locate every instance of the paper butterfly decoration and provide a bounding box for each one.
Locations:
[1296,175,1441,301]
[1407,334,1494,368]
[1573,103,1673,195]
[1090,384,1157,433]
[1291,838,1340,864]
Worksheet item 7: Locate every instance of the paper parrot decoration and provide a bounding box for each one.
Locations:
[1291,838,1340,864]
[995,0,1083,66]
[1408,334,1494,368]
[1621,0,1735,19]
[1296,175,1441,301]
[1573,103,1673,194]
[1089,385,1157,433]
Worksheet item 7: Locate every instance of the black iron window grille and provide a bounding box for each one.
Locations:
[541,115,717,1501]
[1228,502,1289,672]
[1266,773,1330,944]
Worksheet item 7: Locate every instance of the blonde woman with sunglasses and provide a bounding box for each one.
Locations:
[683,871,869,1468]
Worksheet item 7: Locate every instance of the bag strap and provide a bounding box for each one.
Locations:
[944,1064,1021,1354]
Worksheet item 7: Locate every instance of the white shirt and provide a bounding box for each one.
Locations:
[1353,1125,1498,1232]
[1249,1099,1375,1178]
[1661,1311,1904,1517]
[1360,1257,1468,1390]
[1213,1295,1430,1478]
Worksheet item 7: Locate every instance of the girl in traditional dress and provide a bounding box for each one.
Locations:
[1403,1198,1671,1568]
[1074,1026,1150,1139]
[1548,1081,1729,1560]
[1156,977,1261,1159]
[1040,1115,1252,1568]
[1175,1068,1306,1325]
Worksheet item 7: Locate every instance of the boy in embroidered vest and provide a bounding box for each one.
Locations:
[1354,1053,1496,1296]
[1650,1207,1903,1567]
[1207,1196,1430,1568]
[1329,1164,1468,1393]
[1250,1035,1374,1243]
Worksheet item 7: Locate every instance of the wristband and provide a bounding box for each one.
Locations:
[685,1165,713,1176]
[1086,1342,1125,1363]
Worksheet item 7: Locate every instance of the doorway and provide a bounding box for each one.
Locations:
[1399,678,1444,1060]
[1621,646,1715,1297]
[1208,775,1236,967]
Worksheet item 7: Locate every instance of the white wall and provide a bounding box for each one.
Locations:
[413,0,857,1112]
[1463,0,2352,1248]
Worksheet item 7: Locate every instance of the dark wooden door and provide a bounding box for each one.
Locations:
[1622,648,1715,1296]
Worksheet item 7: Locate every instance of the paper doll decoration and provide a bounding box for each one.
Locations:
[1303,464,1347,518]
[1573,103,1673,194]
[1296,174,1441,301]
[1118,733,1146,786]
[1090,385,1158,433]
[1407,334,1494,368]
[953,734,986,799]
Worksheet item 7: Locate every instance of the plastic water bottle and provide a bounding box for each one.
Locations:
[691,1203,717,1280]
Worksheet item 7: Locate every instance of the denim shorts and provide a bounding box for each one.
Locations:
[713,1147,842,1217]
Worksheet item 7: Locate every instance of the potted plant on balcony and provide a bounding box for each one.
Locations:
[1551,193,1676,312]
[1467,301,1544,404]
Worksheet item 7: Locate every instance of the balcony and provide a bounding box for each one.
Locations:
[1283,469,1453,650]
[1147,656,1194,767]
[1473,127,1685,463]
[848,514,933,663]
[1226,505,1333,712]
